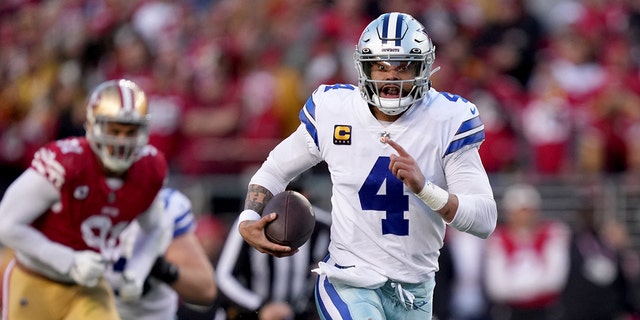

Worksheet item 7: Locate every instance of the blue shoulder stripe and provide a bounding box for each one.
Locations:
[456,116,483,135]
[444,116,485,156]
[173,209,194,238]
[299,96,319,148]
[445,131,485,156]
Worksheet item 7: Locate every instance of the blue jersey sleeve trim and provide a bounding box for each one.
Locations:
[444,115,485,156]
[445,130,485,156]
[173,223,193,238]
[173,209,194,238]
[299,96,319,148]
[456,116,483,135]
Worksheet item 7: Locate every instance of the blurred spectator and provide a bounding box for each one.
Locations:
[236,48,284,144]
[303,0,368,92]
[542,23,607,109]
[475,0,545,87]
[102,24,154,90]
[0,5,60,197]
[582,34,640,174]
[484,183,570,320]
[465,49,525,173]
[130,0,185,55]
[561,203,640,319]
[51,61,87,140]
[144,42,190,170]
[311,0,372,85]
[176,53,243,175]
[520,71,573,175]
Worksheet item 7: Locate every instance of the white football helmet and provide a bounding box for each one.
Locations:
[85,79,149,173]
[355,12,436,116]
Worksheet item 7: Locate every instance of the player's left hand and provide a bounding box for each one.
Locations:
[383,137,425,194]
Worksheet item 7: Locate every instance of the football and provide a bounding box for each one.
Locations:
[263,190,316,250]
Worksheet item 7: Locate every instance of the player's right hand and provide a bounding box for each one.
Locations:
[384,137,425,194]
[238,215,296,258]
[69,250,107,287]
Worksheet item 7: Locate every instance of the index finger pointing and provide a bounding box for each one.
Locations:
[383,137,409,156]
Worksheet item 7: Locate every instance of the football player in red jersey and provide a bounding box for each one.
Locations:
[0,79,170,320]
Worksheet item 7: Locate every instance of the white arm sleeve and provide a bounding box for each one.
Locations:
[0,169,75,274]
[250,124,322,195]
[444,148,497,238]
[124,195,172,280]
[216,218,264,310]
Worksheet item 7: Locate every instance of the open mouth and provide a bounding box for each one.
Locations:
[380,85,401,98]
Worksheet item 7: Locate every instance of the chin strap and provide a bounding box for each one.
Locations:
[426,66,441,91]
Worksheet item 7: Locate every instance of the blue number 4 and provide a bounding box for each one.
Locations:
[358,157,409,236]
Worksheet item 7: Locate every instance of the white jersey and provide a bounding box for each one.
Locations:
[106,188,196,320]
[251,85,496,284]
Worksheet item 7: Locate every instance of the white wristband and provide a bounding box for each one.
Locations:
[416,181,449,211]
[238,209,261,224]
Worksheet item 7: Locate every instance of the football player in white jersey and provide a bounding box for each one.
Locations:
[107,187,217,320]
[237,12,497,320]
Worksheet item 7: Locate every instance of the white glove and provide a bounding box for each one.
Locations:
[69,250,107,287]
[119,272,144,303]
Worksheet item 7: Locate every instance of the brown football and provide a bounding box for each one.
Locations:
[263,190,315,250]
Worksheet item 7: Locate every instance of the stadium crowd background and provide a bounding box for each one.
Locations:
[4,0,640,230]
[2,0,640,318]
[2,0,640,241]
[2,0,640,179]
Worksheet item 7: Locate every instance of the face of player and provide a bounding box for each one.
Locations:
[369,61,417,99]
[102,122,141,164]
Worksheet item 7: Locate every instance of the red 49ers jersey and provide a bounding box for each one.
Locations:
[29,137,167,259]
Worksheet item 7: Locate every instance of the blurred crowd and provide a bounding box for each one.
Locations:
[2,0,640,189]
[2,1,640,318]
[435,183,640,320]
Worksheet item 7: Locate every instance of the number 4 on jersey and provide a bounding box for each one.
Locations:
[358,156,409,236]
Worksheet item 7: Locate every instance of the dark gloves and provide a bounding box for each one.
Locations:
[149,256,179,285]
